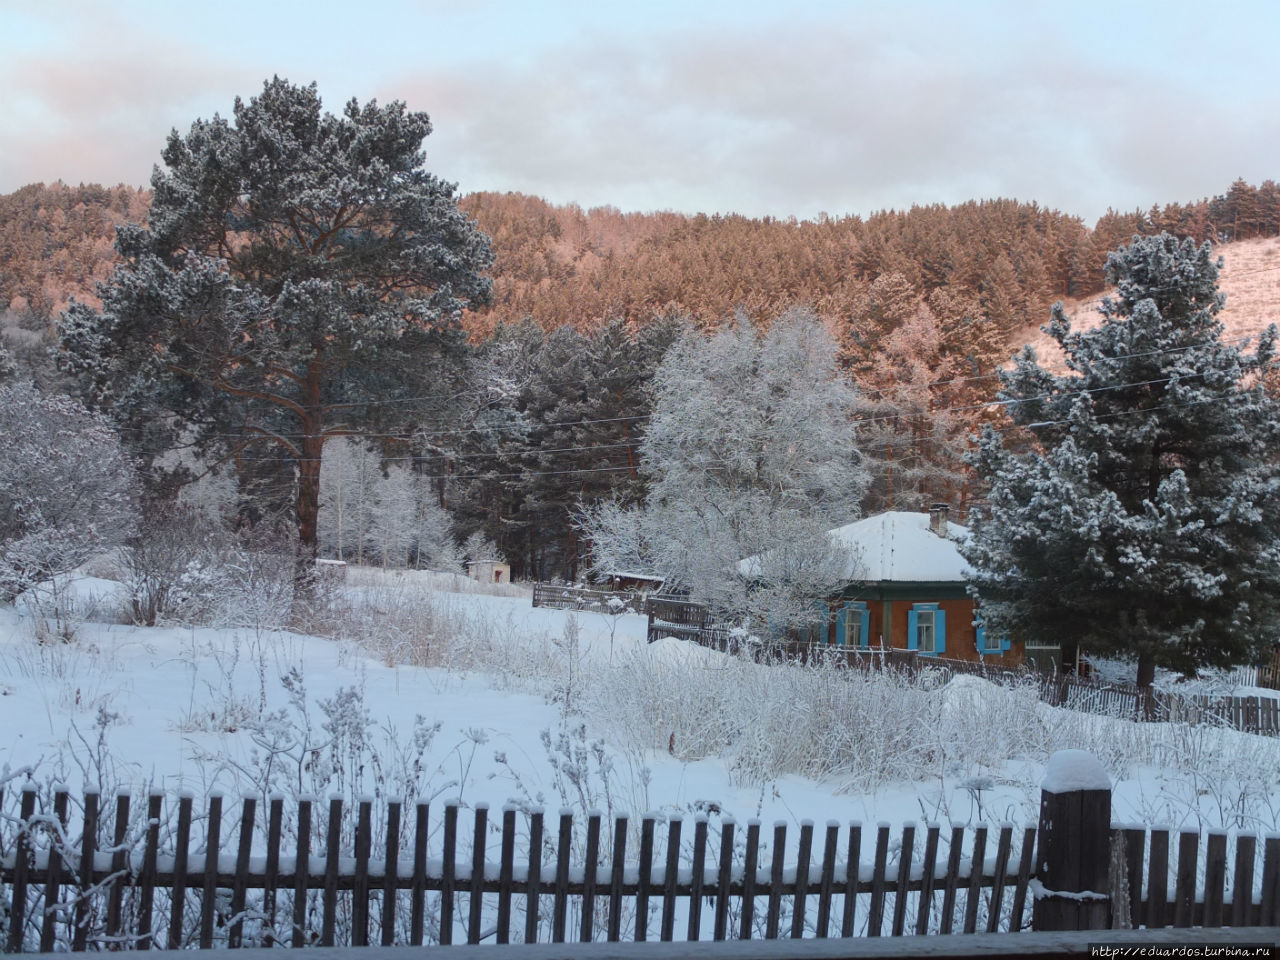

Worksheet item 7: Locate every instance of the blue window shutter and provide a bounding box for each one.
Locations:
[907,608,918,650]
[976,622,988,653]
[859,606,870,648]
[935,608,946,655]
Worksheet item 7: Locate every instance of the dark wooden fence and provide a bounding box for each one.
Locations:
[531,584,646,615]
[645,597,711,644]
[3,779,1280,952]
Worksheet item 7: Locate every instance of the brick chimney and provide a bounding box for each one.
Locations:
[929,503,951,538]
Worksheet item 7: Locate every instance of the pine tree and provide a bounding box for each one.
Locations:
[964,233,1280,688]
[59,78,492,579]
[854,301,969,512]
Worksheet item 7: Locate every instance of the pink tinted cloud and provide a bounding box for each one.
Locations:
[386,13,1270,220]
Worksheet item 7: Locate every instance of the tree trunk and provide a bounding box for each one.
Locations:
[294,358,328,588]
[1136,649,1157,720]
[294,351,325,591]
[294,428,323,586]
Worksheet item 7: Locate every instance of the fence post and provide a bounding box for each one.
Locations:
[1033,749,1112,931]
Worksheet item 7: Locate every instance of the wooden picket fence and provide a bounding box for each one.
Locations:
[3,784,1280,952]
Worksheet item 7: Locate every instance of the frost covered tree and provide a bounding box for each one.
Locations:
[318,438,380,563]
[411,493,463,572]
[318,439,460,570]
[0,381,136,600]
[367,464,419,569]
[461,529,504,565]
[582,310,867,625]
[964,234,1280,688]
[60,77,492,579]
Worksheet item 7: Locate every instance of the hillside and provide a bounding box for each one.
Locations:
[1017,235,1280,369]
[5,179,1278,353]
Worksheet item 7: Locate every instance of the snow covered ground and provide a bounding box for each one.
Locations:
[2,567,1279,848]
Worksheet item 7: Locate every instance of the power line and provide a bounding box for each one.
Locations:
[194,357,1271,472]
[111,332,1270,447]
[216,381,1268,484]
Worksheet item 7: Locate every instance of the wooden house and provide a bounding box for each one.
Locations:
[811,505,1023,667]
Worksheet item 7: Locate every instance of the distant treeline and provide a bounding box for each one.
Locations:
[3,177,1278,338]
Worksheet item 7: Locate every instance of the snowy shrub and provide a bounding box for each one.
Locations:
[310,573,507,669]
[211,528,296,629]
[0,382,136,606]
[119,511,298,630]
[121,505,231,625]
[587,651,941,791]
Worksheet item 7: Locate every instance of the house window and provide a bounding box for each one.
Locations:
[836,602,870,647]
[908,603,946,655]
[917,609,936,652]
[977,623,1004,654]
[974,610,1007,655]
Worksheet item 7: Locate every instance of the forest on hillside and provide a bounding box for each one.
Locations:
[2,176,1279,581]
[6,177,1279,336]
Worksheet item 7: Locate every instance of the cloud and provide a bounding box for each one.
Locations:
[3,2,1276,221]
[0,4,261,189]
[391,11,1275,220]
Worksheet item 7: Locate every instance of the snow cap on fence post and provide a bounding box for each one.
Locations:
[1041,749,1110,794]
[1033,749,1112,932]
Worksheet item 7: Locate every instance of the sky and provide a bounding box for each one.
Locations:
[2,0,1278,223]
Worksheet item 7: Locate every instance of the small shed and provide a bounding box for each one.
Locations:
[466,560,511,585]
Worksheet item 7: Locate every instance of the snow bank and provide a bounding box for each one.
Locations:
[938,673,1002,718]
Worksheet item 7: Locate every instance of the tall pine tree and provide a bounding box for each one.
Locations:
[60,78,492,578]
[964,234,1280,688]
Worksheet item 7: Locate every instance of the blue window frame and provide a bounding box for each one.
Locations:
[835,601,870,647]
[907,603,946,655]
[975,615,1011,655]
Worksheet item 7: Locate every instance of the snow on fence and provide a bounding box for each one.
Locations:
[2,779,1280,952]
[645,597,712,645]
[531,583,646,616]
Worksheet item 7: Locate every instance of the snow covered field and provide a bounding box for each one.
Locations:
[2,567,1279,845]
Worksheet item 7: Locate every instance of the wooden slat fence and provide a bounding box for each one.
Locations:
[645,598,710,644]
[3,785,1280,951]
[532,584,646,615]
[1231,651,1280,692]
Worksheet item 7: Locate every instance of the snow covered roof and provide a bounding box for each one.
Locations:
[828,511,971,583]
[602,571,665,583]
